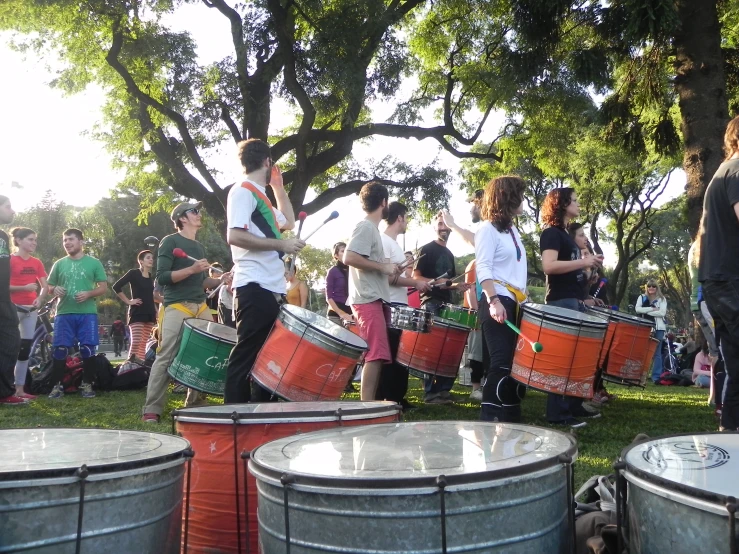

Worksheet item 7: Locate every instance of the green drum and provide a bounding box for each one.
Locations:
[440,304,478,329]
[168,318,236,396]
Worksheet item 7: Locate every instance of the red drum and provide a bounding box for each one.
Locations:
[251,305,367,401]
[597,311,654,384]
[511,303,607,399]
[343,320,362,337]
[396,317,469,379]
[173,402,401,554]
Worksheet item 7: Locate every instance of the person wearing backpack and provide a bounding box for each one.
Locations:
[634,280,667,383]
[110,316,126,357]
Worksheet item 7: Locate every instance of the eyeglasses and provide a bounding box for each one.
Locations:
[185,208,200,216]
[647,285,657,289]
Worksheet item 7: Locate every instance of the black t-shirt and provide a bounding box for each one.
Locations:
[0,230,9,303]
[699,159,739,281]
[112,268,157,324]
[415,240,456,305]
[540,226,585,302]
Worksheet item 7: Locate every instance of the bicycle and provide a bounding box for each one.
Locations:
[16,300,56,371]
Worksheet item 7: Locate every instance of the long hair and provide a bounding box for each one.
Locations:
[691,216,705,268]
[724,115,739,160]
[645,279,664,299]
[541,187,575,228]
[480,175,526,232]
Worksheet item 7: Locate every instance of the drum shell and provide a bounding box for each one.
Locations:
[396,318,469,379]
[603,316,653,383]
[175,404,400,554]
[440,304,478,329]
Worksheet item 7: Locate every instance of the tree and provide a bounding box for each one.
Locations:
[7,191,71,267]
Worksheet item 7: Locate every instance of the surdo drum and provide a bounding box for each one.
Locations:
[173,402,401,554]
[396,317,470,380]
[617,432,739,553]
[590,309,655,385]
[0,429,190,553]
[251,305,368,401]
[250,421,578,553]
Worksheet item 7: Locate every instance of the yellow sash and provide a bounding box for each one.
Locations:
[494,280,528,304]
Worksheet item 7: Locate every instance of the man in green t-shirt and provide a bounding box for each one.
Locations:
[46,228,108,399]
[142,201,232,423]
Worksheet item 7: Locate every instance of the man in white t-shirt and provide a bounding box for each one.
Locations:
[377,202,430,408]
[225,138,305,403]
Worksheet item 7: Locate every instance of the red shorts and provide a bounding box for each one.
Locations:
[351,301,391,363]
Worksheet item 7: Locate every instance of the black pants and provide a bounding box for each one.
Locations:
[225,283,280,404]
[470,359,484,384]
[113,336,124,355]
[702,279,739,430]
[375,328,409,403]
[0,302,20,398]
[479,295,526,422]
[218,303,235,328]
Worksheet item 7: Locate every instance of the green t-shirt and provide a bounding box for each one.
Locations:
[47,255,107,315]
[156,233,207,307]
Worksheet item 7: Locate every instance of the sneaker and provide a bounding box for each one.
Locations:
[591,391,608,405]
[426,396,453,405]
[469,389,483,402]
[79,382,96,398]
[172,383,187,394]
[0,395,28,405]
[16,392,37,400]
[142,413,160,423]
[581,402,601,414]
[48,384,64,399]
[550,417,587,429]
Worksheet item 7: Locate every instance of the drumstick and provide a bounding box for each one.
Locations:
[449,268,475,284]
[504,320,544,352]
[172,248,224,273]
[290,211,308,274]
[303,210,339,241]
[207,283,223,300]
[398,253,425,271]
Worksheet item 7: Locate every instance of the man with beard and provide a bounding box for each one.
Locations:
[343,183,400,401]
[46,229,108,399]
[413,213,471,404]
[0,196,26,405]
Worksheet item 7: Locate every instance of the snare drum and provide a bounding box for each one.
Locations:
[511,303,607,398]
[0,429,190,553]
[168,318,236,395]
[173,401,401,554]
[387,303,433,333]
[250,421,577,553]
[440,303,478,329]
[619,432,739,553]
[396,317,470,379]
[251,305,368,401]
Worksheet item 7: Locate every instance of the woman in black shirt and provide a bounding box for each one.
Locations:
[113,250,157,363]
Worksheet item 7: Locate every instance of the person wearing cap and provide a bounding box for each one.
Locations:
[141,201,232,423]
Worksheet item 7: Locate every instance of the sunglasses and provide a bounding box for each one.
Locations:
[185,208,200,216]
[647,285,657,288]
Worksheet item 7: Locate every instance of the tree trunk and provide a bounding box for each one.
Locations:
[673,0,728,236]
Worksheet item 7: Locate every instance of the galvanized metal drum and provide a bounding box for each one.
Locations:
[250,421,578,553]
[387,303,433,333]
[0,428,190,554]
[619,432,739,553]
[173,401,401,554]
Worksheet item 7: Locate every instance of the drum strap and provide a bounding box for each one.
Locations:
[494,280,528,304]
[169,302,209,318]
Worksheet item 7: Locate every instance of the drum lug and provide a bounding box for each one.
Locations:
[231,412,245,554]
[557,454,576,554]
[727,497,737,554]
[75,464,89,554]
[335,408,344,426]
[436,475,448,554]
[613,460,628,554]
[280,473,296,554]
[241,450,252,554]
[183,449,195,554]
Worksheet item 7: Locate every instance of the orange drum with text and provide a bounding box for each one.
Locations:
[511,304,607,398]
[251,305,367,401]
[396,317,469,379]
[173,402,401,554]
[600,311,654,384]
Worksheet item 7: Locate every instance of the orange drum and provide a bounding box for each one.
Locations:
[639,338,660,385]
[173,402,401,554]
[588,307,618,368]
[598,311,654,384]
[396,317,469,379]
[343,320,362,337]
[511,303,607,399]
[251,305,367,401]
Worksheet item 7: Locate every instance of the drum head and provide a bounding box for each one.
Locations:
[0,429,190,481]
[432,316,470,331]
[282,304,366,348]
[522,303,607,329]
[607,310,653,327]
[622,432,739,503]
[186,318,237,341]
[250,421,576,488]
[173,401,400,423]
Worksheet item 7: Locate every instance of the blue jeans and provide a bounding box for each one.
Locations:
[696,375,710,388]
[422,301,456,400]
[651,330,665,382]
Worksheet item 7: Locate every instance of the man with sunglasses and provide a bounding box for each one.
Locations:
[142,201,232,422]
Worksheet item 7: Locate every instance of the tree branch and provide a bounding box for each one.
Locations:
[301,176,432,214]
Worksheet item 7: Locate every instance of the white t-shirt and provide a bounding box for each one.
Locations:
[227,180,288,294]
[347,219,391,305]
[474,222,528,301]
[382,233,408,305]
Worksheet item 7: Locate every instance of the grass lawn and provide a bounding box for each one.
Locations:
[1,377,717,487]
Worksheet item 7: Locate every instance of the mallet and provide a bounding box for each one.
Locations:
[504,320,544,353]
[303,210,339,241]
[290,211,308,273]
[172,248,224,273]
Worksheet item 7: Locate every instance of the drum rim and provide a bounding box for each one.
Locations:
[281,304,367,350]
[172,401,401,423]
[620,430,739,506]
[432,316,472,331]
[441,304,474,314]
[182,317,238,339]
[0,428,191,482]
[249,421,578,489]
[606,311,654,327]
[522,303,607,329]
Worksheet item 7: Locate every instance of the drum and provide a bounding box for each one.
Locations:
[619,432,739,553]
[173,401,401,554]
[440,303,478,329]
[511,303,607,399]
[250,421,578,553]
[587,306,618,368]
[396,316,470,379]
[599,311,654,384]
[168,318,236,396]
[0,429,190,554]
[387,303,433,333]
[342,320,362,337]
[251,305,368,401]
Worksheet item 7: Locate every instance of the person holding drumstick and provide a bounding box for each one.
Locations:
[141,203,232,422]
[224,138,304,404]
[475,176,529,422]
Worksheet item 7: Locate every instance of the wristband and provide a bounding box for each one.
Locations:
[486,294,499,304]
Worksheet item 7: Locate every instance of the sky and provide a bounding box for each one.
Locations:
[0,3,688,266]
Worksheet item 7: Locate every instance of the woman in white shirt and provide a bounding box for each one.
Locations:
[475,175,529,423]
[635,280,668,383]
